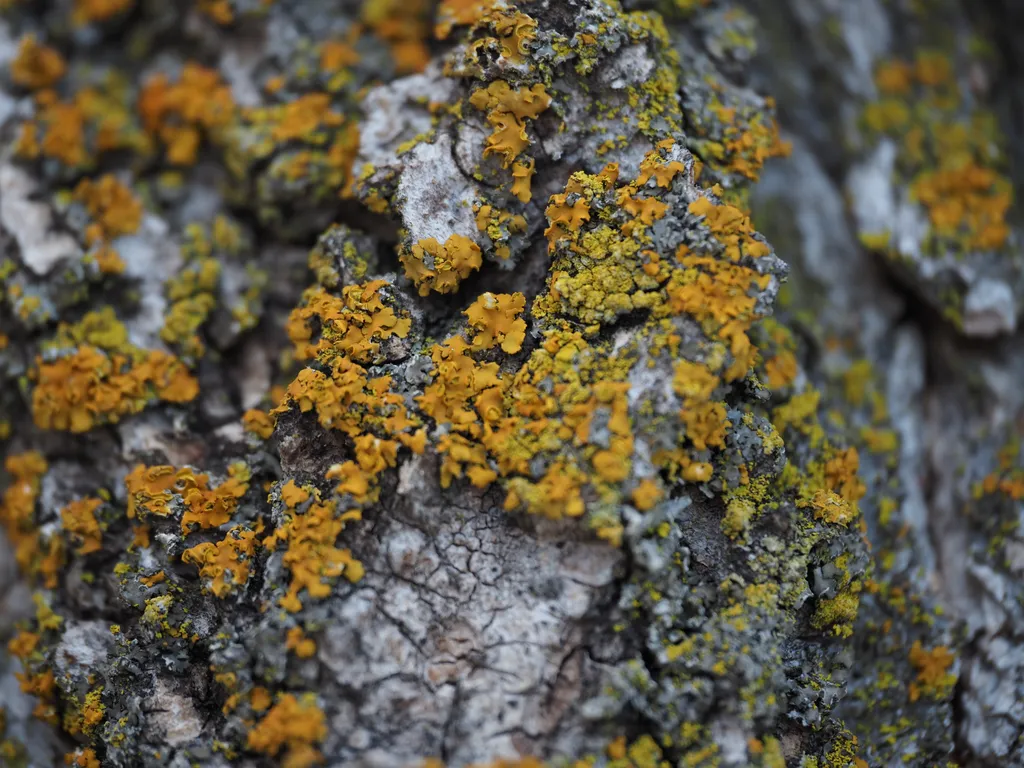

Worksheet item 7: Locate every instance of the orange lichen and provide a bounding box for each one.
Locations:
[286,280,412,363]
[417,335,504,435]
[511,158,536,203]
[246,693,327,768]
[243,408,277,439]
[7,631,40,660]
[65,749,101,768]
[61,498,103,555]
[864,53,1013,259]
[90,245,127,275]
[125,462,248,534]
[196,0,234,24]
[179,463,250,533]
[320,39,361,72]
[631,479,663,511]
[11,35,66,90]
[907,641,956,702]
[544,174,595,248]
[401,234,483,296]
[465,292,527,353]
[488,9,538,63]
[805,489,855,526]
[505,461,587,518]
[913,50,953,88]
[73,174,143,245]
[637,146,686,188]
[435,0,501,39]
[910,162,1011,251]
[264,491,364,612]
[16,96,88,167]
[72,0,134,25]
[125,465,189,519]
[360,0,432,75]
[286,626,317,658]
[139,63,236,165]
[0,453,63,587]
[874,60,914,96]
[468,81,550,167]
[182,526,258,597]
[673,361,729,451]
[31,345,198,433]
[694,97,791,183]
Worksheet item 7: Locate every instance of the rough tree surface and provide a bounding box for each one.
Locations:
[0,0,1022,767]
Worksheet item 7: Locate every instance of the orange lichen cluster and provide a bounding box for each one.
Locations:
[11,35,66,90]
[673,360,728,452]
[907,641,956,702]
[139,63,236,165]
[73,174,143,245]
[864,51,1013,255]
[65,748,101,768]
[435,0,501,39]
[60,498,103,555]
[0,453,63,588]
[758,319,798,391]
[16,94,89,168]
[124,462,249,534]
[401,234,483,295]
[465,292,528,353]
[31,345,198,433]
[276,358,422,451]
[285,626,317,658]
[236,92,361,199]
[264,483,364,612]
[475,204,528,260]
[71,0,134,25]
[8,596,63,725]
[246,693,327,768]
[699,97,791,183]
[367,146,779,532]
[665,199,772,381]
[15,74,144,171]
[182,526,258,597]
[286,280,412,363]
[466,7,538,64]
[417,335,507,488]
[910,163,1011,251]
[360,0,432,75]
[468,81,550,168]
[243,408,277,439]
[196,0,235,24]
[320,38,361,73]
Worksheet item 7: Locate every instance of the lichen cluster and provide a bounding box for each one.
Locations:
[1,0,1020,766]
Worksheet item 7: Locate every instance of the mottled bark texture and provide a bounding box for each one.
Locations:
[0,1,1022,767]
